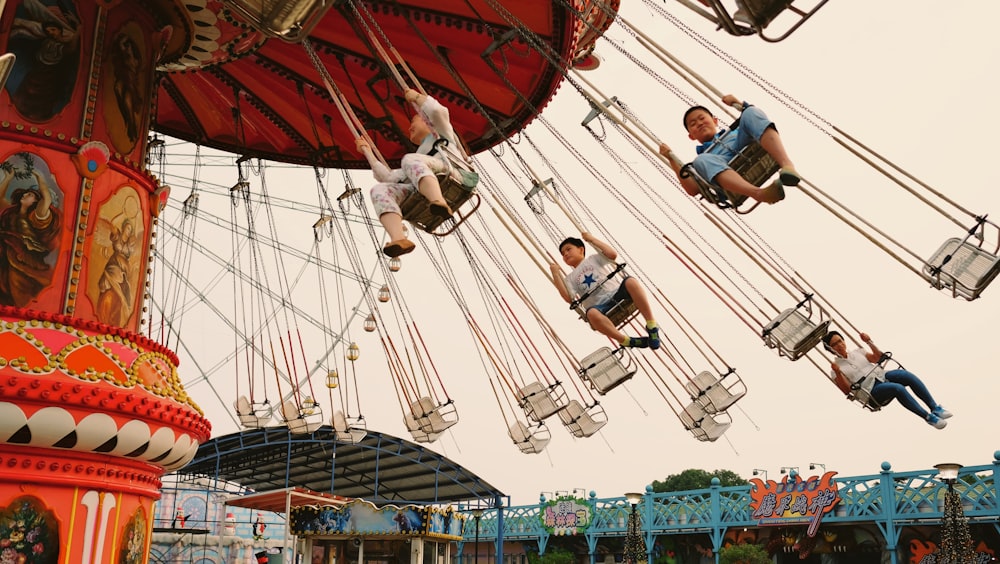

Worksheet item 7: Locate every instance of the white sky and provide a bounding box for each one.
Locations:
[160,1,1000,506]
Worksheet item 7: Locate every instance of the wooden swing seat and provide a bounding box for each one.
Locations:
[557,399,608,438]
[687,139,779,214]
[763,308,830,360]
[922,238,1000,300]
[578,346,636,395]
[399,160,480,236]
[508,421,551,454]
[517,381,569,422]
[683,371,746,414]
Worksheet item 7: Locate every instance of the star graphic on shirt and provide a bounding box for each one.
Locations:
[582,273,596,287]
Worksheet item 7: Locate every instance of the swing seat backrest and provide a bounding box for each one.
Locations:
[399,158,480,236]
[922,237,1000,300]
[403,412,441,443]
[578,346,636,395]
[508,421,550,454]
[763,308,830,360]
[685,134,778,214]
[557,399,608,438]
[683,371,746,414]
[235,396,269,428]
[517,381,568,422]
[678,401,732,442]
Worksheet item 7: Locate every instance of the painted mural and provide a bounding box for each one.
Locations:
[0,152,63,308]
[5,0,82,122]
[87,186,143,327]
[291,500,465,539]
[103,23,149,154]
[0,495,60,563]
[118,506,147,564]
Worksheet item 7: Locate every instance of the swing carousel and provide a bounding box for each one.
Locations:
[0,0,617,560]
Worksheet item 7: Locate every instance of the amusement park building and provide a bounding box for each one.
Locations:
[153,441,1000,564]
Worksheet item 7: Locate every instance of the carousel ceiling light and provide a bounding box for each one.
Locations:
[221,0,334,42]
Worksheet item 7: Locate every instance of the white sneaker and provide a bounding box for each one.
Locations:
[926,413,947,430]
[933,406,953,419]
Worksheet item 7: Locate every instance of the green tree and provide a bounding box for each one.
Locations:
[650,469,747,492]
[526,547,577,564]
[718,544,770,564]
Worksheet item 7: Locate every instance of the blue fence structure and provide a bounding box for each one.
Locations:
[458,454,1000,564]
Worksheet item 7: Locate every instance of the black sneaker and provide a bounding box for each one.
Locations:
[647,325,661,350]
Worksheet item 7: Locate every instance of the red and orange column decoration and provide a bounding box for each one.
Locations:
[1,1,210,562]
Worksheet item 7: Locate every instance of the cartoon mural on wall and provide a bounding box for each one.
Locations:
[0,495,60,563]
[291,500,450,538]
[103,23,149,153]
[5,0,82,122]
[0,151,62,307]
[88,186,143,327]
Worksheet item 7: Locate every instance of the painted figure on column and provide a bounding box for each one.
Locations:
[0,152,62,307]
[90,188,142,327]
[6,0,82,122]
[104,24,148,152]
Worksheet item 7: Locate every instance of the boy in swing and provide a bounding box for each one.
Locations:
[550,233,660,349]
[658,93,800,205]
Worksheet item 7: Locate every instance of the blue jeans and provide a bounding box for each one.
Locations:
[692,105,775,183]
[871,370,938,419]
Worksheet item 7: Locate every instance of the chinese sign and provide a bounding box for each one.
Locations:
[749,471,840,537]
[541,496,591,536]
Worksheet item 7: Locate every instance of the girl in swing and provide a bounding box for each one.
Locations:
[357,88,461,257]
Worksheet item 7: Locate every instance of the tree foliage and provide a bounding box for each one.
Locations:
[718,544,770,564]
[649,469,746,493]
[526,547,576,564]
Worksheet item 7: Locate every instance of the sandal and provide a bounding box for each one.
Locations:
[779,168,801,187]
[383,239,416,258]
[428,200,453,219]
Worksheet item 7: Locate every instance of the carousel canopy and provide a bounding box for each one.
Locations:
[153,0,600,168]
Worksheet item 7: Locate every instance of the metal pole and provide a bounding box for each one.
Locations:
[474,516,481,564]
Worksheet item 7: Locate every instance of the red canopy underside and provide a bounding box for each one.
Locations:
[154,1,585,168]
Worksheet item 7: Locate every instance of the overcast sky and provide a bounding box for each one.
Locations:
[161,1,1000,505]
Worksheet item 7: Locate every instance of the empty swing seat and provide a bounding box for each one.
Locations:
[408,397,458,434]
[684,138,779,213]
[234,395,272,428]
[403,412,441,443]
[579,347,637,395]
[679,401,732,442]
[922,238,1000,300]
[517,381,569,422]
[683,371,747,414]
[281,400,322,434]
[508,421,551,454]
[332,410,367,444]
[763,308,830,360]
[557,399,608,438]
[399,158,480,236]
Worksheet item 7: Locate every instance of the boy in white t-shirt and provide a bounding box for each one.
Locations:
[550,233,660,349]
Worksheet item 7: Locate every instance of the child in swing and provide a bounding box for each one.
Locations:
[356,88,462,258]
[658,93,800,205]
[550,232,660,349]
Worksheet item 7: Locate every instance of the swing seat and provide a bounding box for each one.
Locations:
[403,412,441,443]
[557,399,608,438]
[234,396,272,428]
[762,308,830,360]
[697,0,829,42]
[679,401,732,442]
[408,397,458,434]
[922,238,1000,301]
[683,371,747,414]
[845,374,886,413]
[280,400,322,434]
[517,381,569,422]
[331,410,367,444]
[685,139,779,214]
[578,346,636,395]
[575,294,639,328]
[508,421,551,454]
[399,158,480,236]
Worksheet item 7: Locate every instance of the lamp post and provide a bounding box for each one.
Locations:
[472,509,484,564]
[809,463,826,472]
[623,492,646,564]
[780,466,799,476]
[934,463,975,564]
[752,469,768,480]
